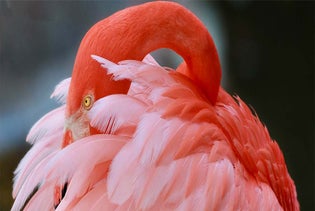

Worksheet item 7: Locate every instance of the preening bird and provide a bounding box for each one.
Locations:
[12,1,299,211]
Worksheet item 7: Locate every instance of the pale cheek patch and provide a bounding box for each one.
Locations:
[64,112,90,141]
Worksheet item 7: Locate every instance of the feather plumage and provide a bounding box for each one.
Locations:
[12,1,298,210]
[88,94,147,136]
[13,55,298,210]
[50,77,71,104]
[26,106,65,144]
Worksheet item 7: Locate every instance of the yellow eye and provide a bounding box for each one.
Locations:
[82,95,93,110]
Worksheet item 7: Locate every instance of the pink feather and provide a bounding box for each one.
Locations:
[13,55,297,210]
[12,2,298,207]
[50,77,71,104]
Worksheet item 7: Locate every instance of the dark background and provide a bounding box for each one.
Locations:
[0,1,313,210]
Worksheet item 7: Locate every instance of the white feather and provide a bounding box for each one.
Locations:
[12,135,129,210]
[26,105,65,144]
[88,94,147,135]
[50,77,71,104]
[92,54,174,87]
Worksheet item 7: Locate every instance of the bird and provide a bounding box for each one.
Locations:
[12,1,299,211]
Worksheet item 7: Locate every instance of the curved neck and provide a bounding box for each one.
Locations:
[74,1,221,104]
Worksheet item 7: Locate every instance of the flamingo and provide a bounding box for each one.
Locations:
[12,1,299,211]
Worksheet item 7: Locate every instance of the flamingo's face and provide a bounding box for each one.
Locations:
[62,84,96,147]
[62,93,95,147]
[62,60,102,148]
[62,58,130,148]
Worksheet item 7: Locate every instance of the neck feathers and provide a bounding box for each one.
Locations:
[74,1,221,104]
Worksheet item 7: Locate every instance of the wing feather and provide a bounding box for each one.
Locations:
[12,135,128,210]
[13,54,294,210]
[13,133,61,198]
[92,55,174,88]
[50,77,71,104]
[88,94,147,136]
[71,180,116,211]
[26,105,65,144]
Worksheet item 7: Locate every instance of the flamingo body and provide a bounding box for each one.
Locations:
[12,2,299,211]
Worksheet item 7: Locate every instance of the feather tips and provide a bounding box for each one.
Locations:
[50,77,71,104]
[13,135,128,210]
[13,54,297,210]
[88,94,147,136]
[26,105,65,144]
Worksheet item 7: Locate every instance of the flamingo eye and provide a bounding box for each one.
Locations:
[82,95,93,110]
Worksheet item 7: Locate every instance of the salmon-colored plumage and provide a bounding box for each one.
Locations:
[12,2,299,211]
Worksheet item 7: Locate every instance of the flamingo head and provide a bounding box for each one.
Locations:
[62,56,130,148]
[60,1,222,148]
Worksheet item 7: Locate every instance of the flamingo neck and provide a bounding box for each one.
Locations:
[74,1,221,104]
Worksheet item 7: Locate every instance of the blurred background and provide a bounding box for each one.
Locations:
[0,0,313,210]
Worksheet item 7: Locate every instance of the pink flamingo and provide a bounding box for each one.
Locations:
[12,2,299,210]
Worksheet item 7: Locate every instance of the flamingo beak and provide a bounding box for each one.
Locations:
[62,129,73,148]
[61,113,91,148]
